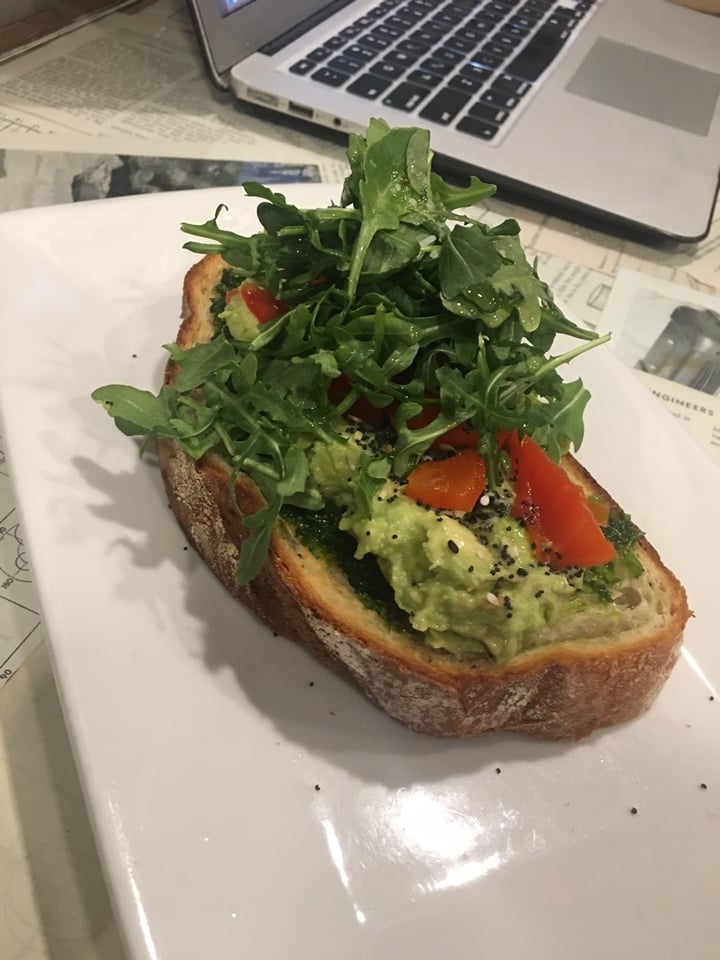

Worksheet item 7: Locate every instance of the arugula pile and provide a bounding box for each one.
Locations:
[93,118,608,584]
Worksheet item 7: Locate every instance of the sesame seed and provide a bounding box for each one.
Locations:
[448,539,459,554]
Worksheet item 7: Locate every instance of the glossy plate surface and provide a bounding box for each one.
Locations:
[0,186,718,960]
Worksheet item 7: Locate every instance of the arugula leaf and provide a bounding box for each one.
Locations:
[96,119,610,582]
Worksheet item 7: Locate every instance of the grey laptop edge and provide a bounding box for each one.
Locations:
[187,0,720,243]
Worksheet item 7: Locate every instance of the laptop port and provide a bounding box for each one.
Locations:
[289,101,313,119]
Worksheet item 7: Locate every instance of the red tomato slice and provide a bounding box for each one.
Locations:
[405,449,487,513]
[226,281,288,323]
[501,431,615,569]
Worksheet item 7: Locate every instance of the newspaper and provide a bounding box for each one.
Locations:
[0,0,350,164]
[597,269,720,466]
[0,442,44,685]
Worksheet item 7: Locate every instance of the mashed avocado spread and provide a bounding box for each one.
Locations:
[307,433,601,662]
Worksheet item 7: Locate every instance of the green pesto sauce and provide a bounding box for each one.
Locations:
[280,504,413,634]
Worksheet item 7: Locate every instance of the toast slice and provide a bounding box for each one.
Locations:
[156,254,691,740]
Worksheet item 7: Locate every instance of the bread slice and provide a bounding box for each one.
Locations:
[157,254,691,740]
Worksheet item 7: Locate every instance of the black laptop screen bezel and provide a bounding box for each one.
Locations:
[187,0,350,86]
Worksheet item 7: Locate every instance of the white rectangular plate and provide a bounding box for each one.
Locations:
[0,185,718,960]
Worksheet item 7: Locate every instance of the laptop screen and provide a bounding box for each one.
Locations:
[189,0,345,83]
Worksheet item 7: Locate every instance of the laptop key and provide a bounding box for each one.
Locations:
[520,0,554,12]
[420,88,471,124]
[456,114,500,140]
[420,56,452,76]
[384,48,421,68]
[445,34,481,54]
[382,81,432,111]
[480,88,519,109]
[448,72,487,94]
[431,9,467,27]
[358,33,393,52]
[307,46,334,63]
[290,59,315,76]
[347,72,393,99]
[344,44,379,63]
[492,73,532,95]
[407,69,443,88]
[506,23,571,81]
[500,23,531,41]
[459,62,494,83]
[479,41,511,60]
[328,55,365,76]
[311,66,351,87]
[385,15,417,30]
[373,22,405,40]
[469,50,505,70]
[509,14,540,29]
[493,31,524,49]
[368,59,406,79]
[396,38,433,56]
[411,25,449,45]
[434,47,465,66]
[338,24,364,40]
[396,4,428,21]
[468,101,510,124]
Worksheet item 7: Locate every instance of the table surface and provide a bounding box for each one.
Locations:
[1,2,719,958]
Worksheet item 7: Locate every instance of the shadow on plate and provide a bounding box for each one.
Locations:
[73,449,599,790]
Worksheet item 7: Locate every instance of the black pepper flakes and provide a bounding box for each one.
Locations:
[630,806,638,815]
[314,784,321,791]
[495,767,502,774]
[700,783,708,790]
[448,539,459,554]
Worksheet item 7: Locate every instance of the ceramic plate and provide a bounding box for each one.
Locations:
[0,185,718,960]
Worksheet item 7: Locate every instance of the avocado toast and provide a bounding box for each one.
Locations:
[93,120,690,739]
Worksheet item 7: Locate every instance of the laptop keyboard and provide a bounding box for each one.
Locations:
[286,0,600,142]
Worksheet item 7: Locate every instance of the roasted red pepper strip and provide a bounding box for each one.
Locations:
[226,281,288,323]
[501,431,615,569]
[405,448,487,513]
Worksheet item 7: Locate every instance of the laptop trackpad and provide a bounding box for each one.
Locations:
[566,38,720,136]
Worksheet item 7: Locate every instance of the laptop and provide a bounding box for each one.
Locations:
[187,0,720,242]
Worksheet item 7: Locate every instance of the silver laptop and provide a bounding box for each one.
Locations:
[187,0,720,242]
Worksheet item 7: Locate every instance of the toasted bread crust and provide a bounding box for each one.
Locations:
[157,254,691,739]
